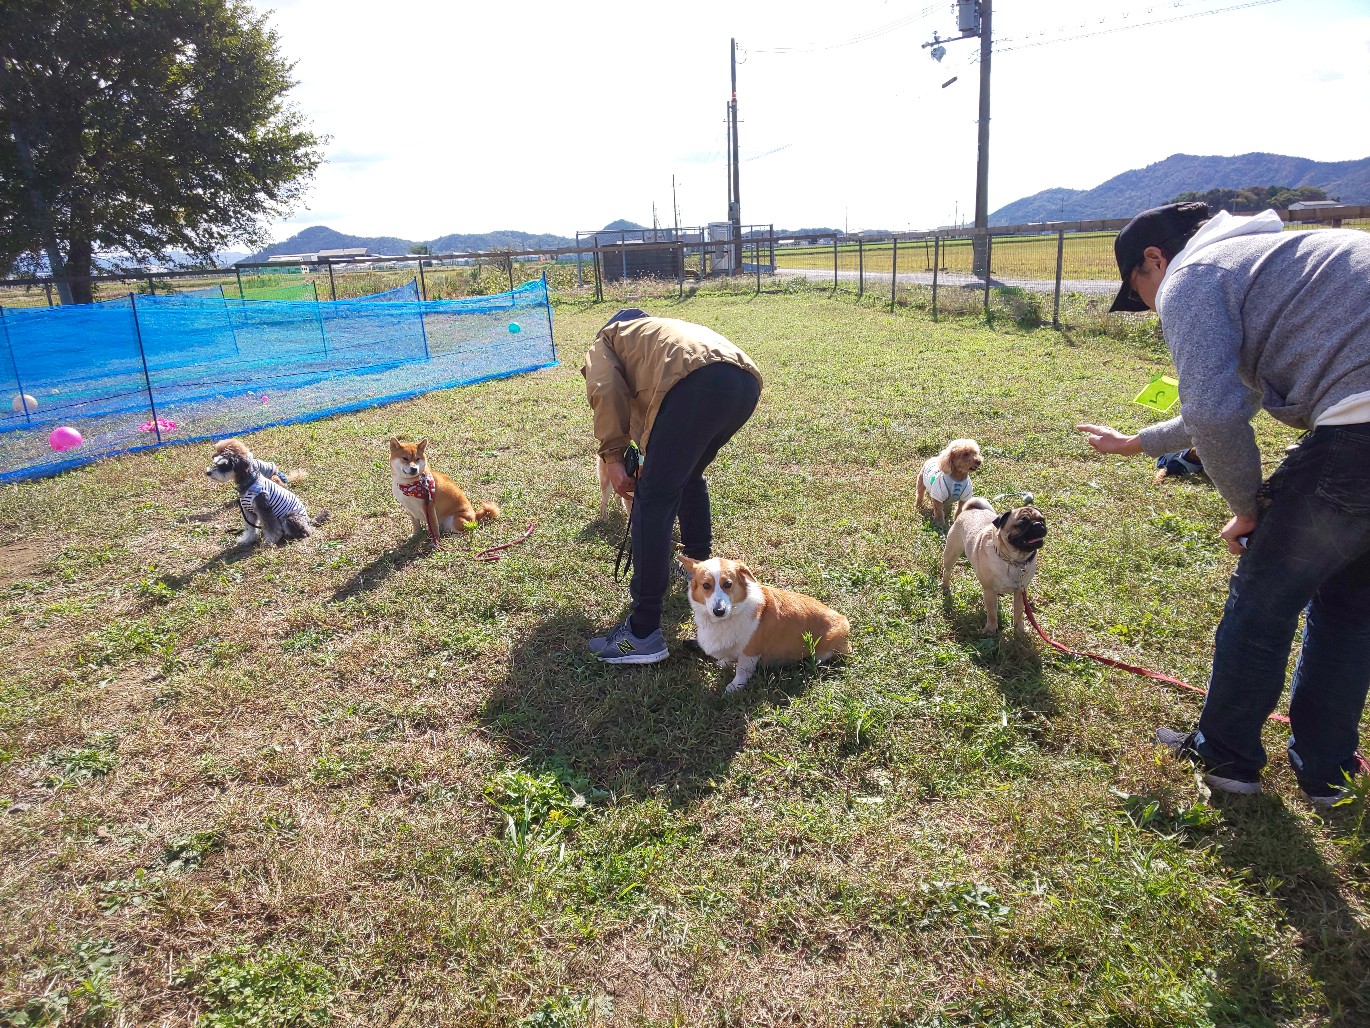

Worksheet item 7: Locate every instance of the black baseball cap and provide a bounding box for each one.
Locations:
[1109,201,1212,312]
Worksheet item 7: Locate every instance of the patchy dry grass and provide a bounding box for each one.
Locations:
[2,282,1368,1026]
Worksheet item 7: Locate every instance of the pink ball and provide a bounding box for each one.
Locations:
[49,426,83,452]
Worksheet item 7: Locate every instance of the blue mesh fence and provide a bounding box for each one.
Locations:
[354,278,420,302]
[0,278,555,481]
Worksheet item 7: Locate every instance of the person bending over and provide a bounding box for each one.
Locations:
[582,309,762,665]
[1076,201,1370,806]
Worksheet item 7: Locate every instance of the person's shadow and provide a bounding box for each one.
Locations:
[1159,794,1370,1020]
[483,608,827,805]
[1211,794,1370,1025]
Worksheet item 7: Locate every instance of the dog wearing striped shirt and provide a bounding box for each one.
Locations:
[207,445,327,546]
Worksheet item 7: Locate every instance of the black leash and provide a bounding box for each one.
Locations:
[611,442,641,583]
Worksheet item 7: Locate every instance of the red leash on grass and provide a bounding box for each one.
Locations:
[1019,590,1370,774]
[472,520,536,562]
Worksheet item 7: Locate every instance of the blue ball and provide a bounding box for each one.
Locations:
[507,322,522,334]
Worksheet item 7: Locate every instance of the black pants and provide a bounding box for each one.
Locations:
[628,362,760,636]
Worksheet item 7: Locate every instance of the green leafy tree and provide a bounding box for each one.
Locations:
[1171,185,1333,214]
[1,0,325,302]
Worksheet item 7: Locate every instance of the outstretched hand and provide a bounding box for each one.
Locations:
[1075,423,1143,456]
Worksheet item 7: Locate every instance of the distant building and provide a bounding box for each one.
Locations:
[1288,200,1339,211]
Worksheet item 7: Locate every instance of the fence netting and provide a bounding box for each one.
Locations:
[0,279,555,482]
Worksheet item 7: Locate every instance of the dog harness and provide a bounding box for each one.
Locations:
[920,457,973,504]
[240,474,307,526]
[397,475,437,502]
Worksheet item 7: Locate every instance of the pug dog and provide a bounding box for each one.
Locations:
[941,497,1048,635]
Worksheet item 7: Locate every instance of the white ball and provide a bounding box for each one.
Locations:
[12,394,37,414]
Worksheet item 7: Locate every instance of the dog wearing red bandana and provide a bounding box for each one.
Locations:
[389,437,499,547]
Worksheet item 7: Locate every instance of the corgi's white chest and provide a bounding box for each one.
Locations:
[691,594,762,661]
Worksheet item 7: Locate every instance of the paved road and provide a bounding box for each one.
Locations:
[772,265,1117,297]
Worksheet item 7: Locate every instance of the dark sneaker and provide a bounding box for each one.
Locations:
[588,618,669,665]
[1155,727,1262,795]
[1156,449,1204,478]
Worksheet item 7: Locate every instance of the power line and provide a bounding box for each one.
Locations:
[750,3,942,54]
[995,0,1288,54]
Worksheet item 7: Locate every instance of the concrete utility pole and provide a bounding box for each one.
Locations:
[972,0,992,276]
[924,0,992,275]
[729,37,742,274]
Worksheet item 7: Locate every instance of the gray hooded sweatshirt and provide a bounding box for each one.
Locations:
[1136,216,1370,517]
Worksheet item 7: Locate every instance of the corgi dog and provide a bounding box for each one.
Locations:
[679,555,852,693]
[389,437,499,545]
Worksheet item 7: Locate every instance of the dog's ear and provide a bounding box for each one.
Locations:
[389,437,402,453]
[734,563,756,585]
[992,510,1011,530]
[678,555,699,577]
[417,438,428,455]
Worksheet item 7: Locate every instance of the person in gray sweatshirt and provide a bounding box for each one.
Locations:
[1075,201,1370,806]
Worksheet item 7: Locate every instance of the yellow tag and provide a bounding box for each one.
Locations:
[1133,375,1179,413]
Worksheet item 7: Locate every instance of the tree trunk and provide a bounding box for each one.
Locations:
[65,238,94,305]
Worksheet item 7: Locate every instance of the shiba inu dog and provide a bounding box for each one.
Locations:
[389,437,499,546]
[679,555,852,693]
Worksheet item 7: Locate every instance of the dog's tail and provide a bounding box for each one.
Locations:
[475,501,501,523]
[962,496,993,513]
[284,468,309,485]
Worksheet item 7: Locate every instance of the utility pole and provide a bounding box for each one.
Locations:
[729,37,742,274]
[672,175,680,238]
[972,0,992,276]
[923,0,992,275]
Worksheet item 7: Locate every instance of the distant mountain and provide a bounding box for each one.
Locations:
[990,152,1370,226]
[251,225,582,261]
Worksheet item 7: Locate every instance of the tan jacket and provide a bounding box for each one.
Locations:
[581,316,763,460]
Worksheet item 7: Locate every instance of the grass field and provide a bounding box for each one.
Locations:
[2,284,1368,1026]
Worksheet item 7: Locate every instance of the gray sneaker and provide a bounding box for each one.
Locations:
[1300,789,1348,810]
[588,618,669,665]
[1155,727,1262,795]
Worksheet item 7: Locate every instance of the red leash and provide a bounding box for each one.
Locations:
[1020,591,1370,773]
[473,520,536,562]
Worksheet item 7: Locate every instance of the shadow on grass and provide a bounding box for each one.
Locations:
[1198,794,1370,1019]
[156,538,256,591]
[329,535,430,603]
[940,587,1058,721]
[485,607,813,805]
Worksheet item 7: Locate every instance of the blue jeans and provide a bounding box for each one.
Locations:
[1194,423,1370,794]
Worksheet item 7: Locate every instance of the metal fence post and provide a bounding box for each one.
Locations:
[44,282,53,307]
[932,236,940,322]
[576,232,583,288]
[755,239,761,295]
[234,266,244,300]
[327,261,337,301]
[418,259,427,301]
[0,306,33,423]
[678,242,684,299]
[858,238,864,299]
[983,233,993,321]
[832,238,838,294]
[541,270,556,362]
[1052,229,1065,329]
[891,237,899,311]
[128,293,163,443]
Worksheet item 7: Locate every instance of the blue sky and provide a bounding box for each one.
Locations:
[245,0,1370,242]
